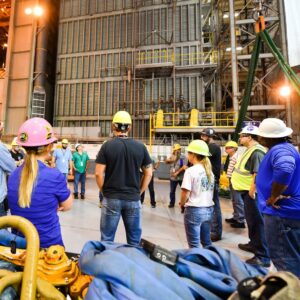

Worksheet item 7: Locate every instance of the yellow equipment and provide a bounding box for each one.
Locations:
[189,109,199,127]
[220,172,230,191]
[0,216,92,299]
[155,109,164,127]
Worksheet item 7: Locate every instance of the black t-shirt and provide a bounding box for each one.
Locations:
[10,150,24,162]
[208,142,221,182]
[96,137,152,200]
[245,149,265,174]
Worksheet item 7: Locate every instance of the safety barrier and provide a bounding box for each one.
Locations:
[152,110,237,128]
[137,49,218,65]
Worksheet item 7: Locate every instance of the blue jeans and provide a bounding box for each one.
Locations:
[211,183,222,238]
[74,171,86,195]
[100,197,142,246]
[169,180,182,206]
[264,214,300,277]
[229,184,245,222]
[140,175,156,205]
[242,192,270,263]
[184,206,213,248]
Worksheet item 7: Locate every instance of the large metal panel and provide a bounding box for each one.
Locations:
[54,0,216,139]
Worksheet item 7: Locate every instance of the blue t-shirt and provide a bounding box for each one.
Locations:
[256,142,300,220]
[53,148,72,174]
[8,161,71,248]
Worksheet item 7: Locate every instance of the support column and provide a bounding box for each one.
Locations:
[229,0,239,122]
[278,0,292,127]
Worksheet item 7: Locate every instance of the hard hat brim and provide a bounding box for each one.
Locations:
[257,127,293,138]
[17,136,57,147]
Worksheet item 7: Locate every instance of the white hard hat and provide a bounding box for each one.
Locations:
[257,118,293,138]
[239,125,259,136]
[75,143,81,150]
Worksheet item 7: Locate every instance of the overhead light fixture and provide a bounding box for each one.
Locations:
[33,6,44,17]
[279,86,291,97]
[226,46,243,52]
[223,12,239,19]
[24,6,44,17]
[24,7,33,15]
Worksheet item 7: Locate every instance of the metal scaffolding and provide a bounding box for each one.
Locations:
[53,0,291,142]
[216,0,288,122]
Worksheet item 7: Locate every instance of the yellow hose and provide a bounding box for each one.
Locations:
[36,277,65,300]
[0,216,40,300]
[0,272,22,294]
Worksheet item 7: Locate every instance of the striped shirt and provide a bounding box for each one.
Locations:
[227,152,239,178]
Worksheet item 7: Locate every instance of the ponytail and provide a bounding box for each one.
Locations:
[194,153,213,183]
[18,150,39,208]
[201,157,213,184]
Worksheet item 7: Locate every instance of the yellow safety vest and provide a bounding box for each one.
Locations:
[231,144,266,191]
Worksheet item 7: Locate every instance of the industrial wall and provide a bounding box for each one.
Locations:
[54,0,216,140]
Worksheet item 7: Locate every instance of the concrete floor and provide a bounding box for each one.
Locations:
[60,176,254,263]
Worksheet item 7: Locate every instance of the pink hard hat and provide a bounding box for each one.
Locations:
[17,117,57,147]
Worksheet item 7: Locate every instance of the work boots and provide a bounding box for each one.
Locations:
[74,193,78,199]
[81,194,85,200]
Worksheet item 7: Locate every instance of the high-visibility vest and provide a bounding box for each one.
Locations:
[231,144,266,191]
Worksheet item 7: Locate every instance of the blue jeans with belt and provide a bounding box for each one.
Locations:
[100,197,142,246]
[264,214,300,277]
[184,206,214,248]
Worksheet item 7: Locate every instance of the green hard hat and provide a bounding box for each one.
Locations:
[187,140,211,156]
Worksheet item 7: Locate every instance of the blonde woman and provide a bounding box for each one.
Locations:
[8,118,73,248]
[179,140,214,248]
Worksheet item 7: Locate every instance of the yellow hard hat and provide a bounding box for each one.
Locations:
[187,140,211,156]
[225,141,238,148]
[62,138,68,144]
[11,137,18,146]
[112,111,132,124]
[173,144,181,151]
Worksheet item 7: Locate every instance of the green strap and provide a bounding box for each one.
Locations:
[224,35,262,171]
[233,34,262,142]
[260,30,300,96]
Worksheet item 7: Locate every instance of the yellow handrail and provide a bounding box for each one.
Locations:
[153,111,237,128]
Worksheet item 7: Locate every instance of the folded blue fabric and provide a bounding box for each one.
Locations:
[79,241,268,300]
[0,229,26,249]
[79,241,194,300]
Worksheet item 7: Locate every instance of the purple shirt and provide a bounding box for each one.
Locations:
[8,161,70,248]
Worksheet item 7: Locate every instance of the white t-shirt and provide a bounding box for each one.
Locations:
[181,164,214,207]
